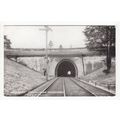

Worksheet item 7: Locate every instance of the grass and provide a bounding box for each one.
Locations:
[82,64,115,91]
[4,58,46,96]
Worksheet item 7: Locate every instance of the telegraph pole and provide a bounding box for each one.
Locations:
[39,25,52,81]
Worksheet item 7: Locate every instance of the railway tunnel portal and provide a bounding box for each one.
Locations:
[55,59,78,77]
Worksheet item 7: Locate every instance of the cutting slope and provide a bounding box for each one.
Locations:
[4,58,46,96]
[82,65,115,91]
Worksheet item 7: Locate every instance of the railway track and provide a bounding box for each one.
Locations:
[38,77,65,96]
[67,78,95,96]
[25,77,66,96]
[25,77,115,96]
[25,78,58,96]
[70,78,115,96]
[64,78,95,96]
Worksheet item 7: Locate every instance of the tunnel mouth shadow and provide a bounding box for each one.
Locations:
[55,59,78,77]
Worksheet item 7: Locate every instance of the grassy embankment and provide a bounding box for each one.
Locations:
[4,58,46,96]
[82,64,115,92]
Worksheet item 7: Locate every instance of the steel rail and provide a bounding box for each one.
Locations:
[63,78,66,97]
[69,78,96,96]
[74,78,115,96]
[38,77,59,96]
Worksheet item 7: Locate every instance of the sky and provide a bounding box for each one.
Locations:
[4,25,87,48]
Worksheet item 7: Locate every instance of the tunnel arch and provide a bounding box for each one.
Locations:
[55,59,78,77]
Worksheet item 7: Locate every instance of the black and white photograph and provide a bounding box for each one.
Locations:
[4,25,116,97]
[1,1,120,120]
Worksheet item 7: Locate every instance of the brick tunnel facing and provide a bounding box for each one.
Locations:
[55,60,77,77]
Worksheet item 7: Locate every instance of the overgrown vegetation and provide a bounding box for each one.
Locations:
[83,26,115,73]
[4,35,12,49]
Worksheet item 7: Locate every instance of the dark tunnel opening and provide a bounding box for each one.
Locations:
[56,60,76,77]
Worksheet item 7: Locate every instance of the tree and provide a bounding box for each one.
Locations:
[4,35,12,49]
[48,40,53,49]
[83,26,115,73]
[59,44,63,49]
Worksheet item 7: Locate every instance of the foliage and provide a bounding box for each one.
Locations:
[59,44,63,49]
[48,40,53,49]
[4,35,12,49]
[83,26,115,73]
[84,26,115,56]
